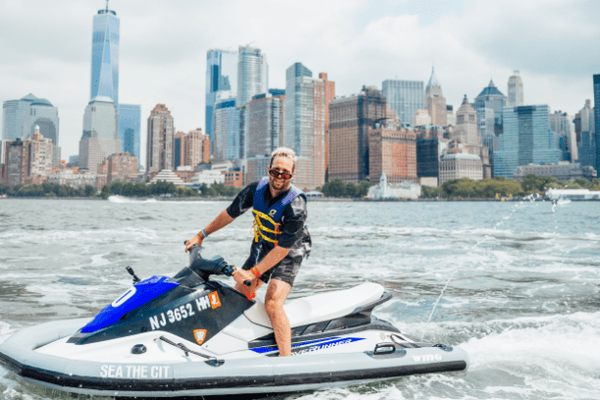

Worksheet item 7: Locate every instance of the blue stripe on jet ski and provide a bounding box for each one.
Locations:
[250,336,365,354]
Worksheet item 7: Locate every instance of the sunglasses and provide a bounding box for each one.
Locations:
[268,168,293,180]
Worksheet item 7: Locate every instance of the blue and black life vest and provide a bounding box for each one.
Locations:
[252,177,306,249]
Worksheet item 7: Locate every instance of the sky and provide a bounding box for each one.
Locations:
[1,0,599,166]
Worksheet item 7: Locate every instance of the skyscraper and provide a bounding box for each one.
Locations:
[594,74,600,173]
[79,96,120,172]
[213,97,241,162]
[452,95,490,178]
[3,94,61,166]
[329,86,390,183]
[493,105,568,179]
[90,4,120,108]
[205,49,238,145]
[577,99,596,168]
[283,63,329,189]
[551,111,577,162]
[237,46,268,108]
[382,80,424,127]
[118,104,141,165]
[507,71,524,108]
[146,104,174,174]
[473,80,506,151]
[425,68,447,127]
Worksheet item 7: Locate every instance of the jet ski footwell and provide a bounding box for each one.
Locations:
[0,318,467,397]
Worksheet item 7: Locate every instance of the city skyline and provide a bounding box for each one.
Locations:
[1,0,599,166]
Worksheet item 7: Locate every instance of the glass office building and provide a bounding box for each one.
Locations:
[205,49,238,144]
[118,104,141,165]
[473,80,506,151]
[594,74,600,173]
[382,80,424,127]
[237,46,268,108]
[213,98,241,162]
[493,105,568,179]
[2,94,61,166]
[90,7,120,107]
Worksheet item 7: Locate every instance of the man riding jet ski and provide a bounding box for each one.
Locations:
[0,245,468,398]
[185,147,311,357]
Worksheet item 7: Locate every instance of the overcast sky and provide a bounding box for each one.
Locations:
[1,0,599,165]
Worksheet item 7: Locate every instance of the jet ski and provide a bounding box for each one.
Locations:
[0,246,468,398]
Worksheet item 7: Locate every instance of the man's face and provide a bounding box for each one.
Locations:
[268,156,295,193]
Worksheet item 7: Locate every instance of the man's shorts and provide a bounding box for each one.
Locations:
[241,242,303,287]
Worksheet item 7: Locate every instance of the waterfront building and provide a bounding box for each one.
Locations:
[551,111,577,161]
[328,86,390,183]
[513,162,596,182]
[237,45,268,108]
[283,63,330,190]
[416,127,448,185]
[191,169,224,186]
[148,169,185,187]
[213,96,242,162]
[319,73,336,177]
[368,124,417,184]
[48,170,106,191]
[223,170,243,187]
[206,49,238,145]
[425,67,447,127]
[578,99,596,168]
[184,128,210,167]
[473,80,506,151]
[450,95,491,178]
[2,94,61,166]
[2,128,53,186]
[90,4,120,108]
[439,152,483,185]
[367,173,421,200]
[174,131,185,170]
[507,71,524,107]
[118,104,141,165]
[493,105,568,179]
[79,96,121,172]
[146,104,174,174]
[593,74,600,173]
[106,152,138,182]
[247,90,285,158]
[382,79,424,127]
[2,94,37,141]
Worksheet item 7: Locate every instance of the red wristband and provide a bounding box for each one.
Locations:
[251,266,261,278]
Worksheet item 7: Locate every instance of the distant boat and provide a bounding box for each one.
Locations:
[546,189,600,201]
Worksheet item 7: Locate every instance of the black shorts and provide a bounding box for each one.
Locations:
[241,242,303,287]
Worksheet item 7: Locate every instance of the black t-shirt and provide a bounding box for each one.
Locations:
[226,181,308,249]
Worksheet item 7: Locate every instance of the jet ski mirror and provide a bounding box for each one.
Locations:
[125,266,141,284]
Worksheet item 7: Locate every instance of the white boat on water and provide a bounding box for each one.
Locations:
[545,188,600,201]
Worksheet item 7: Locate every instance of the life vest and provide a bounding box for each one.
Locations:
[252,177,305,249]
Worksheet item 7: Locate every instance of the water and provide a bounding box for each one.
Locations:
[1,198,599,399]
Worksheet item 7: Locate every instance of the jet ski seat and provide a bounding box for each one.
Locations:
[244,282,385,328]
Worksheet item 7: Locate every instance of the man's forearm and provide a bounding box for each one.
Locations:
[254,246,290,275]
[202,209,234,237]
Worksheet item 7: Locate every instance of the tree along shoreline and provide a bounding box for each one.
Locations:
[2,174,599,201]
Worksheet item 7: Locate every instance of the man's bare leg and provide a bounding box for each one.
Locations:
[264,279,292,356]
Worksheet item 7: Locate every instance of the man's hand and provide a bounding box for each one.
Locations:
[184,234,202,252]
[232,269,256,286]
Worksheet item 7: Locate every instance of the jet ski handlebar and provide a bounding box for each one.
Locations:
[187,244,251,287]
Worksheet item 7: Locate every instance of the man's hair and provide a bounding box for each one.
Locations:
[269,147,297,172]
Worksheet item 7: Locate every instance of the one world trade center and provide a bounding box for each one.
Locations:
[90,3,119,107]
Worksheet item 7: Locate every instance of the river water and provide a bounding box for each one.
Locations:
[0,198,599,399]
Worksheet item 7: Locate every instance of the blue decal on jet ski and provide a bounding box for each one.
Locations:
[251,336,365,355]
[81,276,179,333]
